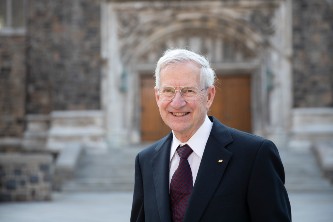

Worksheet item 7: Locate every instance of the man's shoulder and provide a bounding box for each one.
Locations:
[212,124,278,159]
[210,116,270,146]
[228,127,266,143]
[137,133,172,157]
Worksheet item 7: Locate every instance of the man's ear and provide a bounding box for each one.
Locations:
[206,86,216,109]
[154,87,160,103]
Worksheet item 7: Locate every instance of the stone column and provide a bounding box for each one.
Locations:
[266,0,293,147]
[101,3,130,147]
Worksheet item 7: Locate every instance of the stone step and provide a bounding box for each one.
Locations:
[63,144,333,192]
[280,149,333,192]
[62,147,142,192]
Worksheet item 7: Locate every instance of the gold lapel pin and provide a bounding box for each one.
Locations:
[218,159,223,163]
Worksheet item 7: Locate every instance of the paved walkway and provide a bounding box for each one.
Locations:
[1,190,333,222]
[289,191,333,222]
[0,192,132,222]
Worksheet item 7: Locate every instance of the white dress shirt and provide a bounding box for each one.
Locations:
[169,116,213,187]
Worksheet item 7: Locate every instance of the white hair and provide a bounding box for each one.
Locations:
[154,48,216,88]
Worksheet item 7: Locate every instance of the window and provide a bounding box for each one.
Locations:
[0,0,26,34]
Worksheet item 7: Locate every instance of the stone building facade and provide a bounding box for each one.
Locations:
[0,0,332,145]
[289,0,333,149]
[0,0,333,199]
[292,0,333,108]
[0,35,26,137]
[26,0,102,113]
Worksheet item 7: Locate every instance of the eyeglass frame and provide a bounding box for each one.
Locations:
[156,86,208,101]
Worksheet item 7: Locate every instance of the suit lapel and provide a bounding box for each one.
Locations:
[184,118,233,222]
[152,134,173,222]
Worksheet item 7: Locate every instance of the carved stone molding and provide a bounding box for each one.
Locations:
[135,29,257,65]
[112,1,279,65]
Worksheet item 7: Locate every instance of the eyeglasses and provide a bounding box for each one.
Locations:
[158,86,207,101]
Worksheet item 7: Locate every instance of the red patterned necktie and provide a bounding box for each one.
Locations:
[170,144,193,222]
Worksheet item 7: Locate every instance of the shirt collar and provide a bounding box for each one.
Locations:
[170,115,213,161]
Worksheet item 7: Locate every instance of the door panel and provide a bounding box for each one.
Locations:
[209,75,252,132]
[140,76,170,141]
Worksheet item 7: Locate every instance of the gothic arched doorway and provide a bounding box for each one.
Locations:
[102,1,292,145]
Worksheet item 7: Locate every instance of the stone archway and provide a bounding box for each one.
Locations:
[101,1,293,146]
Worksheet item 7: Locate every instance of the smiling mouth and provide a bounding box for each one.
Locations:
[171,112,190,117]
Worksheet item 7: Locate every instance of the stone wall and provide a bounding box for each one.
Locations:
[26,0,102,113]
[0,36,26,137]
[0,153,53,201]
[292,0,333,107]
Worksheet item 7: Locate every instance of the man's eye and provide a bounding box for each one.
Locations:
[163,88,174,93]
[183,88,196,94]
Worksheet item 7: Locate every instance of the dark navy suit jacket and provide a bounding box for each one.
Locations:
[131,117,291,222]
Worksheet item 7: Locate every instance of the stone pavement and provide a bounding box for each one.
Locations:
[1,190,333,222]
[0,192,132,222]
[1,144,333,222]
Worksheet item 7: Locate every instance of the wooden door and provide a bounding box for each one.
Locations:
[140,76,170,141]
[209,75,252,132]
[140,74,252,142]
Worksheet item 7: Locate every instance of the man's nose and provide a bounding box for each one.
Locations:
[170,91,186,107]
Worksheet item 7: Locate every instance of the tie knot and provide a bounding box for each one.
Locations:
[177,144,193,159]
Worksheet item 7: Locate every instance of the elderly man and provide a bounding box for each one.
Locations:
[131,49,291,222]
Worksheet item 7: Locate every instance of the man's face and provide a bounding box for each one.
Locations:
[155,61,215,142]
